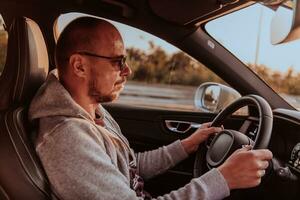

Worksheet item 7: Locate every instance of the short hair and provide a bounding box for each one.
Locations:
[55,17,115,76]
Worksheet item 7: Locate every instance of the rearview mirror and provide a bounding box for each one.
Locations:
[270,0,300,44]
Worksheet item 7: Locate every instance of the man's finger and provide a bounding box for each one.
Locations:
[232,145,252,154]
[258,160,269,169]
[252,149,273,160]
[236,145,252,152]
[201,127,223,135]
[200,122,212,129]
[257,169,266,178]
[241,144,253,150]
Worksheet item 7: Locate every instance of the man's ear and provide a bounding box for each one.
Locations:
[69,54,87,78]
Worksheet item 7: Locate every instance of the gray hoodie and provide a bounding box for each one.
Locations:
[28,71,230,200]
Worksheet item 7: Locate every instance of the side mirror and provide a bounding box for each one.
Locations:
[194,82,241,113]
[270,0,300,44]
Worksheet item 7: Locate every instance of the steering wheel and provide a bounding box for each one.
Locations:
[193,95,273,177]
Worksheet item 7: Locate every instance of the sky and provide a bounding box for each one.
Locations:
[206,3,300,73]
[57,4,300,74]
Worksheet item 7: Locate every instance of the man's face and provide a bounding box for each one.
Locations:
[86,29,131,103]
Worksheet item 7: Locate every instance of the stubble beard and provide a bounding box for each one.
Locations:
[88,76,120,103]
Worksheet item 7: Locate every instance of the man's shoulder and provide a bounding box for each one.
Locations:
[41,115,92,132]
[36,116,103,150]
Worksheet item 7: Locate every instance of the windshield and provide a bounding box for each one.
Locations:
[205,2,300,110]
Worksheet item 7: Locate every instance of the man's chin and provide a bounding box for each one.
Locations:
[112,85,124,97]
[92,85,123,103]
[97,92,120,103]
[110,95,119,102]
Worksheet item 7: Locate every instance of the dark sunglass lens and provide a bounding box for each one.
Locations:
[120,57,126,70]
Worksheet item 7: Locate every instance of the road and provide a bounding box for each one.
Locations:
[116,82,197,111]
[116,82,300,111]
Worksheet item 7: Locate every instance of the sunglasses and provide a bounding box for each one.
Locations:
[75,51,127,71]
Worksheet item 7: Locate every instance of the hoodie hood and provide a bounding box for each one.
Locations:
[29,70,94,122]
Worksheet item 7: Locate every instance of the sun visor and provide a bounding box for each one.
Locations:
[148,0,240,25]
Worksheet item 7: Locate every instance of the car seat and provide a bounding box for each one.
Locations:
[0,16,57,199]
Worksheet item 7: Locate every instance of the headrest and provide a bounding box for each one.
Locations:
[0,16,49,110]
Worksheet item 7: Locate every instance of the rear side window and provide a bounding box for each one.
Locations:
[0,15,8,74]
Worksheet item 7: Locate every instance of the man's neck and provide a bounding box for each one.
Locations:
[60,78,97,119]
[73,96,97,119]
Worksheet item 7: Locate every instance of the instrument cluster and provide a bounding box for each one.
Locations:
[289,143,300,173]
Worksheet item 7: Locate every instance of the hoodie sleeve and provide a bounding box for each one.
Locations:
[135,140,230,200]
[156,168,230,200]
[135,140,189,179]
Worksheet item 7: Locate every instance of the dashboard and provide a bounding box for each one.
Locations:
[239,109,300,176]
[234,108,300,199]
[273,109,300,176]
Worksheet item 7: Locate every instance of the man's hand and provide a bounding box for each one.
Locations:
[181,122,223,154]
[218,145,273,190]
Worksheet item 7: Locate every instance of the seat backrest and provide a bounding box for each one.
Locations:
[0,16,54,199]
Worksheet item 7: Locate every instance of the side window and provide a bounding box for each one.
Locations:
[0,15,8,74]
[125,43,224,111]
[55,13,226,112]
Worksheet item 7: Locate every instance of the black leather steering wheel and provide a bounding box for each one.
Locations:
[194,95,273,177]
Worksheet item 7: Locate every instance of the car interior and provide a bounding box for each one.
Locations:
[0,0,300,200]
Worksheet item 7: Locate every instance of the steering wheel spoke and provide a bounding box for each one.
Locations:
[206,129,253,168]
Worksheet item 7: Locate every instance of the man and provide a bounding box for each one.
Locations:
[29,17,272,200]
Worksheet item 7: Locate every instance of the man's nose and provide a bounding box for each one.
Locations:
[120,62,132,76]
